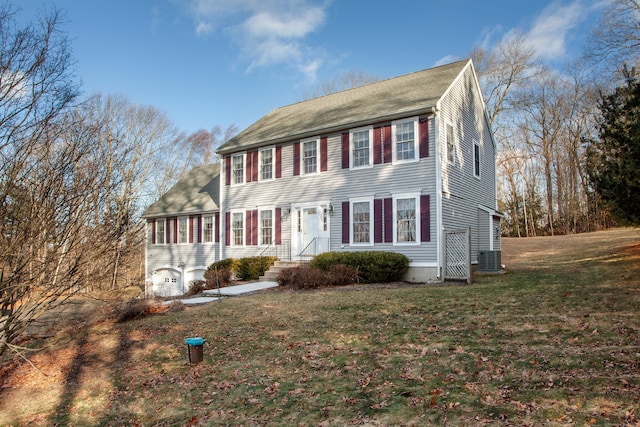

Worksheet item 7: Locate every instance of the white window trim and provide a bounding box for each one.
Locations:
[258,206,275,247]
[393,192,421,246]
[349,197,374,246]
[300,137,320,176]
[155,218,166,245]
[230,210,245,247]
[231,153,246,186]
[350,125,374,169]
[445,121,455,165]
[392,117,419,164]
[202,214,215,244]
[258,146,275,182]
[177,216,188,244]
[473,139,481,179]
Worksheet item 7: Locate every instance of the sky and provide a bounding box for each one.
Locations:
[16,0,604,135]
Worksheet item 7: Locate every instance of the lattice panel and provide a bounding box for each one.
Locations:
[445,229,470,281]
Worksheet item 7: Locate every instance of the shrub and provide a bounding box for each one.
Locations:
[277,264,358,290]
[204,266,233,289]
[187,280,206,296]
[236,256,277,281]
[310,251,409,283]
[114,298,183,322]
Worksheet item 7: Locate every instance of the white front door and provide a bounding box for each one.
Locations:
[292,203,330,259]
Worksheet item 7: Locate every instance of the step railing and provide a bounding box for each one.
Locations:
[298,237,329,264]
[259,239,291,261]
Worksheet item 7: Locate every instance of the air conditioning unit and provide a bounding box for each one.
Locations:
[478,250,502,272]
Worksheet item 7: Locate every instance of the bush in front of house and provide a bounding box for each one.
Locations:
[309,251,409,283]
[187,279,206,296]
[204,258,239,288]
[236,256,278,281]
[277,264,358,290]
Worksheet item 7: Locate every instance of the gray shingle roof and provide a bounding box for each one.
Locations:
[217,59,470,154]
[142,163,220,218]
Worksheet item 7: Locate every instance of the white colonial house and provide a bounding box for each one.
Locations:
[143,59,502,295]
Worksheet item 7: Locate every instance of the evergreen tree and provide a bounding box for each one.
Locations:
[587,68,640,226]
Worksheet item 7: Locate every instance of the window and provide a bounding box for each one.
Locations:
[203,215,214,243]
[232,212,244,246]
[260,209,273,245]
[395,196,418,244]
[351,127,372,168]
[474,140,481,178]
[351,200,372,244]
[393,118,418,162]
[232,154,244,184]
[260,148,273,181]
[302,139,317,174]
[178,217,188,244]
[155,219,165,244]
[446,123,455,163]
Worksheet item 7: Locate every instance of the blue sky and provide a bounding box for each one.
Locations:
[18,0,603,134]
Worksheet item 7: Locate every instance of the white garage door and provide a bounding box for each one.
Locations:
[152,268,183,297]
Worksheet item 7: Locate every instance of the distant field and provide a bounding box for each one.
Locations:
[1,228,639,426]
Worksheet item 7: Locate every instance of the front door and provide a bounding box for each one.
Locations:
[292,203,330,259]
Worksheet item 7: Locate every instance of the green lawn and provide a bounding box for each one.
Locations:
[1,228,639,426]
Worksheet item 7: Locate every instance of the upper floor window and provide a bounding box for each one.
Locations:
[351,199,373,245]
[203,215,214,243]
[394,195,419,244]
[474,140,481,178]
[351,127,372,168]
[393,118,418,162]
[232,154,244,184]
[178,217,188,244]
[446,123,455,163]
[155,219,165,244]
[260,148,274,181]
[302,139,317,175]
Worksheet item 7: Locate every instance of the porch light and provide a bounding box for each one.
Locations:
[327,204,334,214]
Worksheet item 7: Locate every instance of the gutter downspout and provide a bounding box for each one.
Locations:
[433,105,443,281]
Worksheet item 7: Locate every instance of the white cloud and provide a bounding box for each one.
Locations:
[522,0,595,60]
[177,0,327,79]
[434,55,460,67]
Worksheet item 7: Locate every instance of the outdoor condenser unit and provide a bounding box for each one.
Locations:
[478,250,502,272]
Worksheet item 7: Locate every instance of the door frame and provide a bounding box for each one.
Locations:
[291,200,331,260]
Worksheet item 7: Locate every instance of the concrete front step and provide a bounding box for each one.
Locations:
[259,261,303,281]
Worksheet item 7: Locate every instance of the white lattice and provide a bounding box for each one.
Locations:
[445,229,470,281]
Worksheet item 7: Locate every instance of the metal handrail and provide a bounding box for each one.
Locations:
[260,239,291,261]
[297,237,329,263]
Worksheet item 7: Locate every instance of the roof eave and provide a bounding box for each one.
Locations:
[216,106,438,155]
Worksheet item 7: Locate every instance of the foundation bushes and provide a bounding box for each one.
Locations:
[310,251,409,283]
[204,256,278,287]
[237,256,278,280]
[277,264,358,290]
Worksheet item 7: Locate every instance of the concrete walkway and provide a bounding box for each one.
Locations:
[167,281,279,306]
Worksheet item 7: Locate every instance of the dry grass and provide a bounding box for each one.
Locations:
[1,228,639,426]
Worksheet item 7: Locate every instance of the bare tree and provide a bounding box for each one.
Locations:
[587,0,640,70]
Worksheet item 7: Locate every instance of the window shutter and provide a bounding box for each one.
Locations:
[197,215,202,243]
[373,126,382,165]
[252,209,258,245]
[342,202,350,244]
[246,151,253,183]
[215,213,220,243]
[341,133,349,169]
[151,219,156,244]
[373,199,383,243]
[275,207,282,244]
[246,210,252,245]
[225,156,231,185]
[275,146,282,178]
[419,117,429,158]
[166,218,171,244]
[420,195,430,242]
[383,125,392,163]
[189,216,194,243]
[384,198,393,243]
[225,212,230,246]
[252,151,259,181]
[293,142,300,176]
[320,137,328,172]
[173,217,178,244]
